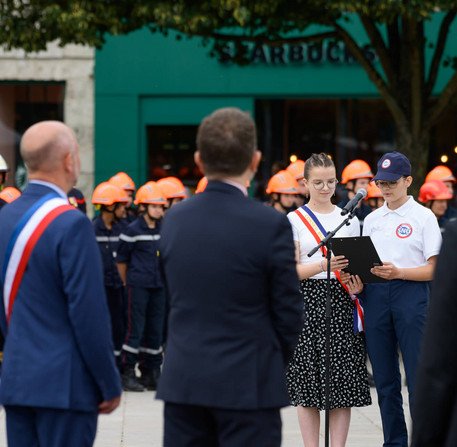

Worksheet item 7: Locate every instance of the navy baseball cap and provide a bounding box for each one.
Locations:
[372,151,411,182]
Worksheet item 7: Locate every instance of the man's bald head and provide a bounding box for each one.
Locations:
[20,121,77,174]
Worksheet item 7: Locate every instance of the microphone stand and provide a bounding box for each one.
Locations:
[307,208,357,447]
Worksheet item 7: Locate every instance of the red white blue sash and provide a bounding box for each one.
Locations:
[2,193,74,325]
[294,206,365,334]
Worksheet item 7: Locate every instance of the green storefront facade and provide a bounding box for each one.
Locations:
[95,15,457,191]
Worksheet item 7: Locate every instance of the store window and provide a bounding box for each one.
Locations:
[0,83,65,189]
[254,98,457,200]
[146,125,202,183]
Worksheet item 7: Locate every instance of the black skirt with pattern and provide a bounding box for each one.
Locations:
[286,278,372,411]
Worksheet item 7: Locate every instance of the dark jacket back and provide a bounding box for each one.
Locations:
[156,181,303,410]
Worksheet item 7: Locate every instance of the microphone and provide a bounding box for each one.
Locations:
[341,188,367,216]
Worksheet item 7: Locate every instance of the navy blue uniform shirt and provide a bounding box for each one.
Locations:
[116,215,163,288]
[92,216,126,288]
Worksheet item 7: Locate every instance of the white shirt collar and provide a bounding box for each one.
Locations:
[29,180,68,200]
[220,179,248,197]
[380,195,414,217]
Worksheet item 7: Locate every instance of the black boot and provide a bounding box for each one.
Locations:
[122,368,145,392]
[139,368,161,391]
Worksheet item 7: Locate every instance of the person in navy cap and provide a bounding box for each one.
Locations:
[346,151,442,447]
[0,121,122,447]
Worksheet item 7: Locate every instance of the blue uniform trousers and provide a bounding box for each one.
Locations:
[123,286,166,372]
[105,285,125,370]
[363,280,430,447]
[164,402,282,447]
[5,405,98,447]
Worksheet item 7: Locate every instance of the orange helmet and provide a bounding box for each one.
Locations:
[341,160,373,184]
[366,182,383,199]
[286,160,306,180]
[425,165,456,183]
[0,187,21,203]
[92,182,129,205]
[156,177,187,199]
[109,172,136,191]
[418,179,453,203]
[266,170,299,194]
[195,177,208,194]
[134,182,167,205]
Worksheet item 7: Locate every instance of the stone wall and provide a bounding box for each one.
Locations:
[0,42,95,211]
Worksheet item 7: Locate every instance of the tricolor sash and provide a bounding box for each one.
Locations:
[2,193,75,325]
[294,205,365,334]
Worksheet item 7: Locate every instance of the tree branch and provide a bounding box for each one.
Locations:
[360,14,396,87]
[426,10,457,98]
[424,70,457,132]
[333,22,408,127]
[408,18,422,137]
[387,19,400,75]
[149,25,340,47]
[211,30,339,46]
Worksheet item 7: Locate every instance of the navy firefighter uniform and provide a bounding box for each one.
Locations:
[116,214,166,383]
[93,215,127,370]
[0,181,121,447]
[361,152,442,447]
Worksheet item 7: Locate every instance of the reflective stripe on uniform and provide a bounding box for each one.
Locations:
[122,344,139,354]
[96,236,120,242]
[119,234,160,243]
[139,346,163,355]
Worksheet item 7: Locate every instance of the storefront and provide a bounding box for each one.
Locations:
[95,17,457,194]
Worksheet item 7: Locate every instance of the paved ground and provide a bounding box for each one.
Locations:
[0,386,411,446]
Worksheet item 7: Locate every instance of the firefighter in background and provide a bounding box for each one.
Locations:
[116,182,167,392]
[286,159,308,208]
[418,179,454,230]
[0,187,21,211]
[0,185,20,373]
[0,155,9,191]
[338,159,374,232]
[0,155,14,373]
[92,182,130,373]
[365,182,384,212]
[156,176,187,208]
[425,165,457,226]
[266,170,300,214]
[109,171,137,222]
[195,177,208,194]
[68,186,87,214]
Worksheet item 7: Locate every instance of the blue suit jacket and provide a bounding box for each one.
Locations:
[0,183,121,411]
[156,181,303,410]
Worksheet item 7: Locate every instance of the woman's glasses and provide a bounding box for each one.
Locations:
[310,179,338,190]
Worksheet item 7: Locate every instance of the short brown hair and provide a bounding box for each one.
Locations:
[304,153,334,180]
[196,107,257,177]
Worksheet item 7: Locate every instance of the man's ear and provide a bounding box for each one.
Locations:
[250,150,261,173]
[194,151,205,175]
[63,151,73,173]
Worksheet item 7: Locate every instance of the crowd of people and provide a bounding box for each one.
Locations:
[0,111,456,446]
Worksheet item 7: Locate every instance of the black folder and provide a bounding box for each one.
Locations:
[331,236,387,284]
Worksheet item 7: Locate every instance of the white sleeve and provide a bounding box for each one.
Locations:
[422,213,442,260]
[287,213,300,242]
[362,216,372,237]
[349,217,361,237]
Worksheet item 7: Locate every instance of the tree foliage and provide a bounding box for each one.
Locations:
[2,1,457,180]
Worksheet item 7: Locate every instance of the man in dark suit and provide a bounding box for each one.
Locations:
[411,219,457,447]
[0,121,122,447]
[156,107,303,447]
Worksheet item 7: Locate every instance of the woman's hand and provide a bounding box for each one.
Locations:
[345,274,364,295]
[370,262,401,280]
[321,255,349,272]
